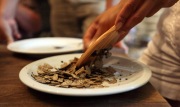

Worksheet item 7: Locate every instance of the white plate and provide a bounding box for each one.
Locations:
[19,53,151,96]
[7,37,83,54]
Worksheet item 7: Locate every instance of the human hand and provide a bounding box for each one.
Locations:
[83,5,121,50]
[0,0,21,44]
[0,17,21,44]
[83,0,178,50]
[115,0,178,39]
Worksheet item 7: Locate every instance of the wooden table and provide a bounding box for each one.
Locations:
[0,44,171,107]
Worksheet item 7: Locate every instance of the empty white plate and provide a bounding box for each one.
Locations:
[7,37,83,54]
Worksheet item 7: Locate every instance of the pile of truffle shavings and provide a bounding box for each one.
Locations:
[31,49,117,88]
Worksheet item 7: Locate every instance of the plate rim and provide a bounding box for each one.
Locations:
[7,37,83,54]
[19,53,152,96]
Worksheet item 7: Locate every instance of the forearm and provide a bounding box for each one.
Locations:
[0,0,19,18]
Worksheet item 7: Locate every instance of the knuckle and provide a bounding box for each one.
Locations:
[117,0,138,23]
[117,15,126,23]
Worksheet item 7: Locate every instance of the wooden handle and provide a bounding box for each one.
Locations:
[76,25,119,67]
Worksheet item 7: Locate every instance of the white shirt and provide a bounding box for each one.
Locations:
[139,1,180,101]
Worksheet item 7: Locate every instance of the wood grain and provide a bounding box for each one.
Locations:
[0,45,170,107]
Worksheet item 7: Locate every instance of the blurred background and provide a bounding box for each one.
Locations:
[124,9,164,59]
[20,0,164,59]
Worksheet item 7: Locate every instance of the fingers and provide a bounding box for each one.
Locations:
[92,24,109,43]
[8,19,21,39]
[0,21,14,44]
[0,29,14,44]
[3,27,14,44]
[115,0,157,40]
[83,22,98,50]
[12,23,21,39]
[122,0,155,31]
[83,0,178,51]
[147,0,178,17]
[116,0,178,33]
[115,0,142,29]
[146,5,162,17]
[163,0,178,7]
[0,18,21,44]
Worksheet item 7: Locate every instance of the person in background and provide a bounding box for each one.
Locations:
[83,0,180,107]
[0,0,41,44]
[49,0,122,38]
[49,0,127,52]
[49,0,106,38]
[0,0,110,44]
[0,0,127,51]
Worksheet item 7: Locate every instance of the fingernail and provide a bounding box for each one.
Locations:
[115,22,123,30]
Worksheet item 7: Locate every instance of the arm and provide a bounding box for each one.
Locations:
[83,0,120,49]
[0,0,20,44]
[83,0,178,49]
